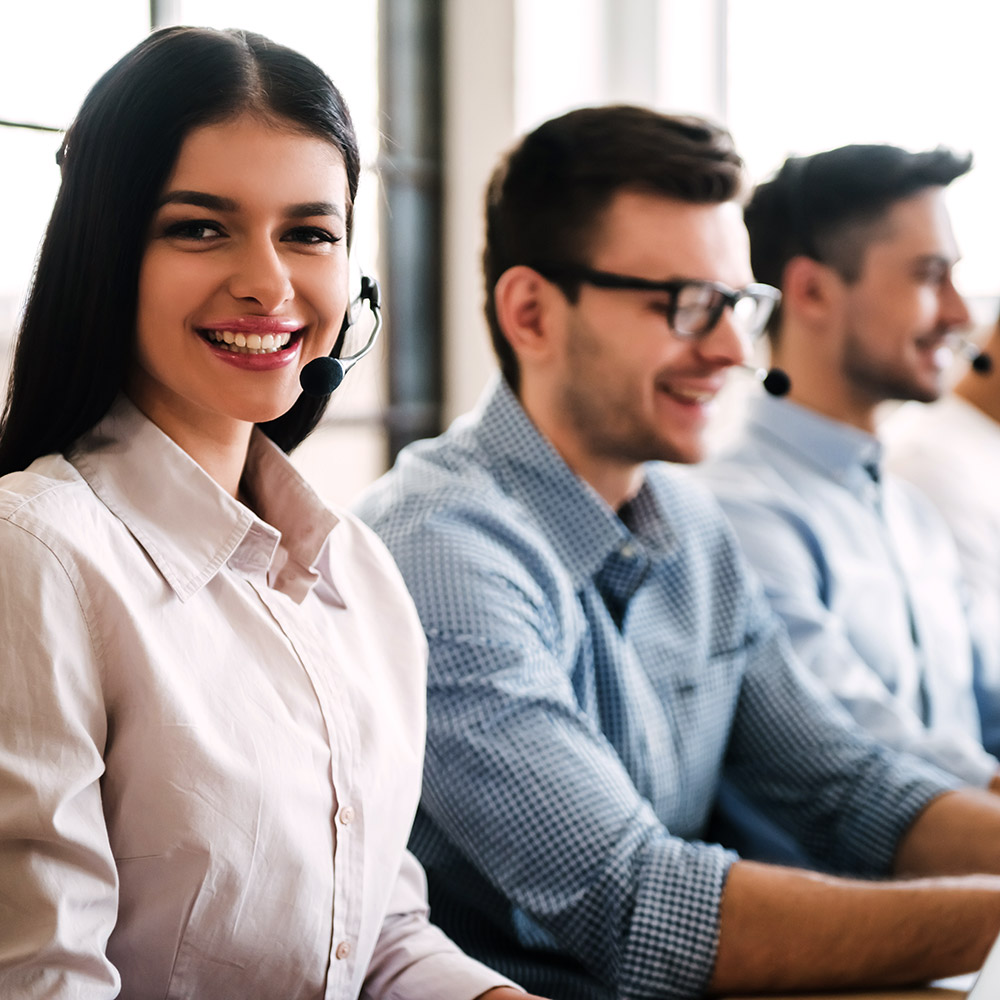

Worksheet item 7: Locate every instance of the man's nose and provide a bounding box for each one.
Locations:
[940,277,971,331]
[696,308,751,369]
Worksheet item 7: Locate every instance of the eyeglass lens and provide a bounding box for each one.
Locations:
[673,283,769,340]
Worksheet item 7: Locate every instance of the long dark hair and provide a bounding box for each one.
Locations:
[0,26,361,475]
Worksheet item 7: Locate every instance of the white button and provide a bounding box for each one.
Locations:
[335,940,352,960]
[620,543,636,559]
[338,805,355,825]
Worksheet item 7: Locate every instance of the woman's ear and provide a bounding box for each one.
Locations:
[493,265,563,367]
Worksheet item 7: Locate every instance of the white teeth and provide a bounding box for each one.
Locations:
[666,387,714,403]
[203,330,294,354]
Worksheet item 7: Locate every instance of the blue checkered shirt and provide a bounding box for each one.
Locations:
[355,377,955,1000]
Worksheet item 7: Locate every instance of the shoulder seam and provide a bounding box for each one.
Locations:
[1,516,106,686]
[0,476,85,522]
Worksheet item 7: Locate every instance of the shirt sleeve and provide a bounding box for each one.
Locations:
[708,484,999,788]
[722,584,958,875]
[375,501,736,1000]
[888,442,1000,760]
[362,850,523,1000]
[0,519,120,996]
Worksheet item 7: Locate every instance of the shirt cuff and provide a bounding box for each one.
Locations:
[378,949,523,1000]
[837,756,962,876]
[619,836,737,1000]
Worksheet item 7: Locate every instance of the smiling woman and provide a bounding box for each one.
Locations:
[0,25,538,1000]
[130,116,352,494]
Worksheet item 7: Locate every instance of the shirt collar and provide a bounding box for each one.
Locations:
[746,393,883,493]
[474,377,676,587]
[68,396,338,603]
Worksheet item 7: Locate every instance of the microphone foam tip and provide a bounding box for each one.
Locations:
[299,356,345,397]
[762,368,791,397]
[972,352,994,375]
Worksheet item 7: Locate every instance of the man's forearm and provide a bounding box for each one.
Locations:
[710,859,1000,995]
[895,787,1000,876]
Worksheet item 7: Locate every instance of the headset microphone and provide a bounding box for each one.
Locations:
[955,336,993,375]
[299,274,383,398]
[739,363,791,397]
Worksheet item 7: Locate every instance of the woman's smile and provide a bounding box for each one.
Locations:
[196,315,304,357]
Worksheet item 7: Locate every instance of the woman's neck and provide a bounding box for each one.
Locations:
[123,389,254,498]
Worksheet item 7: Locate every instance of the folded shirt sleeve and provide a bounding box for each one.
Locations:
[722,583,960,876]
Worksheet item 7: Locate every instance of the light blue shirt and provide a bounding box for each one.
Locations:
[356,377,954,1000]
[699,393,998,788]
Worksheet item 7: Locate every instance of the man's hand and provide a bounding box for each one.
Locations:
[988,770,1000,795]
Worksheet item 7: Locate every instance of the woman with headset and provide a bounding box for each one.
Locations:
[0,25,542,1000]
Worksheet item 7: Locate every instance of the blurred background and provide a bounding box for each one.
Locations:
[3,0,998,504]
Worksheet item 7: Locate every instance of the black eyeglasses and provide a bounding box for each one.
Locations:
[533,264,781,342]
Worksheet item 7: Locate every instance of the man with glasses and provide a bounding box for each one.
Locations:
[356,109,1000,999]
[699,146,1000,825]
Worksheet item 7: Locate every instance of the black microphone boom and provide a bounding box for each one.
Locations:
[299,274,383,398]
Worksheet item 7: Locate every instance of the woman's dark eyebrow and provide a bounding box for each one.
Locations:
[158,190,237,211]
[288,201,344,220]
[157,191,343,221]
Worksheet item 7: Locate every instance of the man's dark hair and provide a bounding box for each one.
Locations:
[483,105,745,392]
[745,143,972,343]
[0,26,361,476]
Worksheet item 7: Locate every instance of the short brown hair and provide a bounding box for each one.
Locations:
[745,143,973,345]
[482,105,745,391]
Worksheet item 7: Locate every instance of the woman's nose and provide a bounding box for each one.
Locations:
[227,241,294,311]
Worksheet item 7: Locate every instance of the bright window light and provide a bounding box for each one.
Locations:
[727,0,1000,310]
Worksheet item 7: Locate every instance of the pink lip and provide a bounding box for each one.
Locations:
[198,316,303,335]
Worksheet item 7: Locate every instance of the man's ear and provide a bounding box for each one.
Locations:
[493,265,563,366]
[781,255,844,328]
